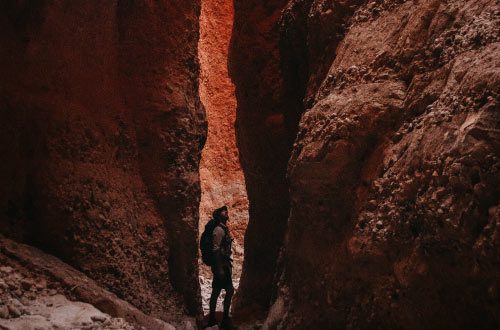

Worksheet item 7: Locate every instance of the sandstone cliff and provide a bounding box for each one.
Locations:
[231,0,500,329]
[0,0,205,323]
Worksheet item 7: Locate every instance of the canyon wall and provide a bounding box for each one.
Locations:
[198,0,248,279]
[0,0,205,322]
[229,0,294,317]
[232,0,500,329]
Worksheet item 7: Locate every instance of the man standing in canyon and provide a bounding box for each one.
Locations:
[207,205,237,329]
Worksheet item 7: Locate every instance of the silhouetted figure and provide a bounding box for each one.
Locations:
[207,206,236,329]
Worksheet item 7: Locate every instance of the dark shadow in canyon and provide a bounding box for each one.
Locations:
[0,0,204,323]
[227,0,296,319]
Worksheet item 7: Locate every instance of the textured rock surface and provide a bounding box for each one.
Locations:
[199,0,249,239]
[277,0,500,329]
[0,236,179,330]
[1,0,499,329]
[231,0,500,329]
[198,0,248,282]
[0,0,204,322]
[229,0,294,317]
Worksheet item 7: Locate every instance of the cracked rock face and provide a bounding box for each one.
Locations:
[0,0,205,322]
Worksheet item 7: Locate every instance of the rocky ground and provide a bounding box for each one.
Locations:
[0,236,254,330]
[0,236,198,330]
[0,291,138,330]
[0,264,141,330]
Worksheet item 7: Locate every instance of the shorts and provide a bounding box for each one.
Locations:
[211,263,233,290]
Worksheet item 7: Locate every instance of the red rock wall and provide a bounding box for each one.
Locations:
[228,0,293,317]
[231,0,500,328]
[198,0,248,279]
[278,0,500,329]
[0,0,205,322]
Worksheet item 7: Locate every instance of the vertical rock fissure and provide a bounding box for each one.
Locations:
[198,0,250,315]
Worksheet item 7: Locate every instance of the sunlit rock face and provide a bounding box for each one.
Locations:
[0,0,205,322]
[232,0,500,329]
[198,0,249,280]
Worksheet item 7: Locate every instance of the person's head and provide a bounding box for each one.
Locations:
[213,206,229,223]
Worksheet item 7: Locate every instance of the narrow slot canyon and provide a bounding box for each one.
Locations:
[197,0,249,315]
[0,1,499,330]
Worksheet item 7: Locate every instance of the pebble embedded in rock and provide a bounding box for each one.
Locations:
[0,305,8,319]
[0,267,13,274]
[21,279,34,291]
[91,314,108,323]
[36,280,47,291]
[7,305,21,318]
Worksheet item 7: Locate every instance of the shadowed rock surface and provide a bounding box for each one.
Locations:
[228,0,295,319]
[231,0,500,329]
[0,0,205,323]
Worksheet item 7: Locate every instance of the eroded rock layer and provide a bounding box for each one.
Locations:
[232,0,500,329]
[0,0,205,322]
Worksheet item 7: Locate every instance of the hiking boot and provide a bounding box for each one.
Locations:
[220,316,238,330]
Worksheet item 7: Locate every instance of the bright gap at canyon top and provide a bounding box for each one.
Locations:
[198,0,249,316]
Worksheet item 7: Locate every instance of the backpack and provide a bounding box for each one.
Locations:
[200,219,218,266]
